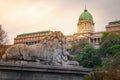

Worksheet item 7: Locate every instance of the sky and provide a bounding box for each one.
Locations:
[0,0,120,44]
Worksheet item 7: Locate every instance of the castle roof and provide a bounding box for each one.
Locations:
[17,30,52,37]
[79,8,93,21]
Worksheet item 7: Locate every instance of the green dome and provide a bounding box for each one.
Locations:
[79,9,93,21]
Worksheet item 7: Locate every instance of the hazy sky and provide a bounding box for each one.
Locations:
[0,0,120,44]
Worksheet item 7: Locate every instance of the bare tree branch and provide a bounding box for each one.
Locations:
[0,26,7,46]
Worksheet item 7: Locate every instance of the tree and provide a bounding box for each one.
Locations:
[70,39,89,55]
[83,32,120,80]
[100,32,120,56]
[73,45,101,68]
[101,44,120,71]
[0,26,7,46]
[106,44,120,56]
[0,26,8,59]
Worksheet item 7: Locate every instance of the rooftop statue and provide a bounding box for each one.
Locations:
[2,31,79,66]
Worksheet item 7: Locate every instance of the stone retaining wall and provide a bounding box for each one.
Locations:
[0,62,92,80]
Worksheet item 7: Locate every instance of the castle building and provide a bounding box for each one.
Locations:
[70,7,101,48]
[14,30,52,45]
[66,8,120,48]
[14,7,120,48]
[106,20,120,32]
[77,8,94,33]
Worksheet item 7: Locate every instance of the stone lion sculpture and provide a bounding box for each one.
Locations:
[2,31,79,66]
